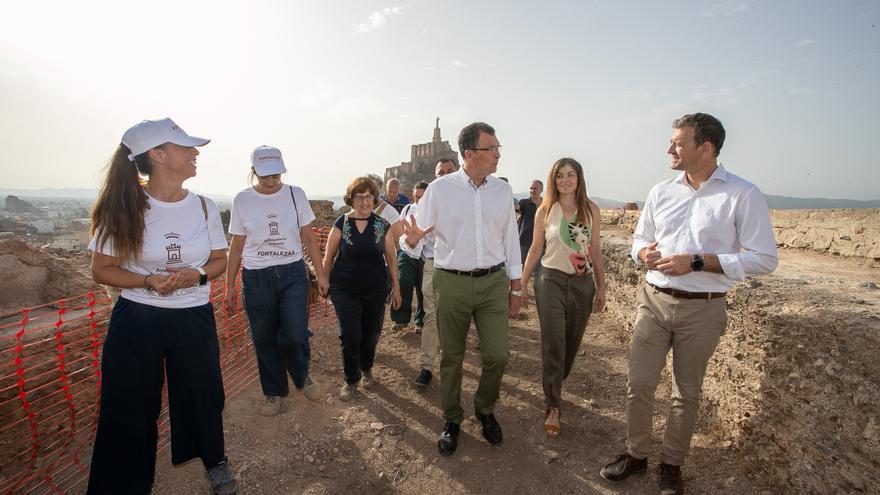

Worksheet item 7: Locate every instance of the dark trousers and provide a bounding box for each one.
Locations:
[390,251,425,326]
[87,298,226,495]
[242,260,311,395]
[330,285,386,384]
[534,268,595,408]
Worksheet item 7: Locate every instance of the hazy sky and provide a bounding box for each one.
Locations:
[1,0,878,201]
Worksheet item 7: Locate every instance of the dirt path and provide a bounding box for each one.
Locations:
[151,237,879,494]
[153,306,757,494]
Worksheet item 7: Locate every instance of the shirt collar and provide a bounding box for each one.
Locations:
[456,167,489,189]
[674,163,730,186]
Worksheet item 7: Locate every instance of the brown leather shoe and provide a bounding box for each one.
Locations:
[600,454,647,482]
[658,463,683,495]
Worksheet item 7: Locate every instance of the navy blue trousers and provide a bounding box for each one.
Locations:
[242,260,311,395]
[87,297,226,494]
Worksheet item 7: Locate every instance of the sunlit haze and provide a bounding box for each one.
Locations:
[1,0,878,201]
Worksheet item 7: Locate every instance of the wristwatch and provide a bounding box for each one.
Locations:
[196,266,208,286]
[690,254,705,272]
[510,289,523,297]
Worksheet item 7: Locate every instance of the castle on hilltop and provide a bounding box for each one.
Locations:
[383,118,459,193]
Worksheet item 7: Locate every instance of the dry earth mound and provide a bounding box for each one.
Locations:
[0,239,98,314]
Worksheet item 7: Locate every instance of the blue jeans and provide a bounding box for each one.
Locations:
[242,260,311,396]
[390,250,425,326]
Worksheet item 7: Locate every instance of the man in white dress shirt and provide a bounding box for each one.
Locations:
[402,122,523,457]
[600,113,778,495]
[406,159,457,388]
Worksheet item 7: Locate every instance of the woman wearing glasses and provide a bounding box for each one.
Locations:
[87,118,236,494]
[224,146,330,417]
[321,176,402,401]
[521,158,606,438]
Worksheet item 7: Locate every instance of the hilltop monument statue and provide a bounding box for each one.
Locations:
[384,119,459,193]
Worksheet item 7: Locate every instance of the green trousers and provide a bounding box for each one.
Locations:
[434,268,509,424]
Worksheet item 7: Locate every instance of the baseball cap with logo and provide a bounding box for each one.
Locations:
[251,146,287,176]
[122,118,210,161]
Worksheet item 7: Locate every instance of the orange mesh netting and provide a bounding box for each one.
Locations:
[0,227,334,494]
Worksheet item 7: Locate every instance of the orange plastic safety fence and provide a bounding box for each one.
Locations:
[0,227,335,494]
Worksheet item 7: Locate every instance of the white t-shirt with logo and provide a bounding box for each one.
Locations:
[229,185,316,270]
[89,191,228,309]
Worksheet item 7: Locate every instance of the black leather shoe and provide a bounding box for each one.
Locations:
[414,369,432,388]
[437,421,460,456]
[658,463,683,495]
[474,410,503,445]
[599,454,647,482]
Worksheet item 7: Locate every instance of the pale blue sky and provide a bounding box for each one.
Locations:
[1,0,877,201]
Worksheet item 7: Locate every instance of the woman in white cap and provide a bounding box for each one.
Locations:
[86,118,237,494]
[224,146,329,416]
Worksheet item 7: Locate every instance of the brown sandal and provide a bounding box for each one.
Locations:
[544,406,561,438]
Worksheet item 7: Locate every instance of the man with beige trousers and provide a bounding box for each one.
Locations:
[600,113,778,495]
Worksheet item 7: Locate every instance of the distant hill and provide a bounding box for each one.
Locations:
[513,193,642,210]
[3,188,878,211]
[0,187,98,200]
[764,195,880,209]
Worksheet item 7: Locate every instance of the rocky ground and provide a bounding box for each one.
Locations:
[150,226,880,494]
[0,239,98,316]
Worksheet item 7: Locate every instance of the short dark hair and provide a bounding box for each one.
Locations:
[458,122,495,156]
[672,113,725,157]
[343,176,380,207]
[436,158,456,167]
[414,181,429,190]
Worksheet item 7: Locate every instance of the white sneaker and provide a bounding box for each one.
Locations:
[260,396,282,417]
[361,371,376,390]
[301,375,322,402]
[339,382,357,402]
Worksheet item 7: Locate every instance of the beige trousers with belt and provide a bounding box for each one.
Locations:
[625,284,727,466]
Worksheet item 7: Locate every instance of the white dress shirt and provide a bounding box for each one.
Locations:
[400,202,435,260]
[631,165,778,292]
[403,168,522,279]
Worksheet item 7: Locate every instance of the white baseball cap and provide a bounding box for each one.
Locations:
[251,146,287,176]
[121,118,210,161]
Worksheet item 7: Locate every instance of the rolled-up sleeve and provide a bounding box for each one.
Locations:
[717,187,778,280]
[504,189,523,279]
[631,189,657,265]
[400,185,436,259]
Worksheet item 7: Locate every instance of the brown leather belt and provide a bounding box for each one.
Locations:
[439,263,505,278]
[648,283,726,300]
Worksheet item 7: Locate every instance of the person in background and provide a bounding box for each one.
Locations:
[521,158,605,439]
[367,173,403,246]
[409,159,457,388]
[518,179,544,276]
[390,181,429,332]
[87,118,236,495]
[322,176,402,401]
[599,113,777,495]
[381,177,410,213]
[224,146,329,417]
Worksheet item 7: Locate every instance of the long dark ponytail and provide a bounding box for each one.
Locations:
[90,144,152,263]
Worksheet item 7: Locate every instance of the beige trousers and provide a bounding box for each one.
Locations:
[625,284,727,466]
[418,259,440,371]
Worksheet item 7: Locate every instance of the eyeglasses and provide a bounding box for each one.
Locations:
[352,194,374,203]
[470,145,502,153]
